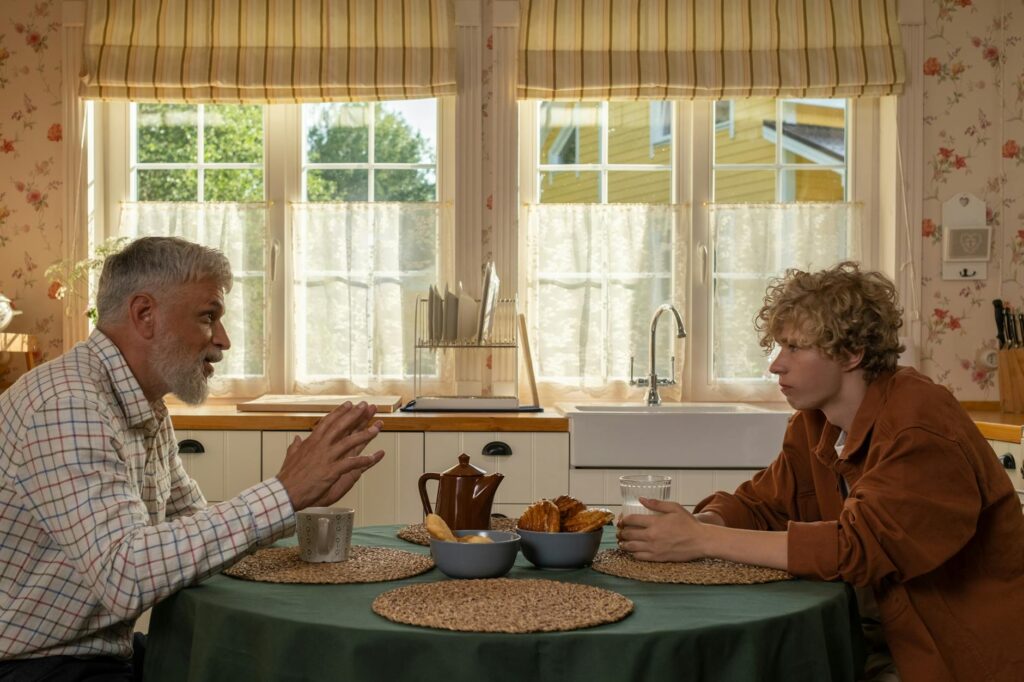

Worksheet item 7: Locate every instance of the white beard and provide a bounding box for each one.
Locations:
[151,335,221,405]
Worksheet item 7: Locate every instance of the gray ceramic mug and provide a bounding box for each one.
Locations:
[297,507,354,562]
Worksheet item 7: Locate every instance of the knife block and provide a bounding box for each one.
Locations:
[997,349,1024,413]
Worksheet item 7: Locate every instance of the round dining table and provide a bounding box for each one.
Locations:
[144,525,864,682]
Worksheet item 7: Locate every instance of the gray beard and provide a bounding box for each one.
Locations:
[151,337,214,405]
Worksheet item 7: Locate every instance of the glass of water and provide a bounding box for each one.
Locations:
[619,474,672,518]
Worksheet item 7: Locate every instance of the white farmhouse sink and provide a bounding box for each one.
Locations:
[559,402,793,469]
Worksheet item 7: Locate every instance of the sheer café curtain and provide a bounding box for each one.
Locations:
[81,0,454,392]
[519,0,903,391]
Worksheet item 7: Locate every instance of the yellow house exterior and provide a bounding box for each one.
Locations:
[537,99,846,204]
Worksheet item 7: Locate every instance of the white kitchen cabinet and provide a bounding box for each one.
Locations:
[175,430,262,502]
[986,438,1024,511]
[569,467,761,513]
[423,432,570,520]
[262,432,425,526]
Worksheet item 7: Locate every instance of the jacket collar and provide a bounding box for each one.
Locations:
[813,368,900,464]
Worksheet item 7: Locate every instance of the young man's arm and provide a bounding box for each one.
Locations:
[617,499,789,570]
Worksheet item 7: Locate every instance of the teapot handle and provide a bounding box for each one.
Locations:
[417,472,441,516]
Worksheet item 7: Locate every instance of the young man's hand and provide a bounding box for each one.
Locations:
[616,498,712,562]
[275,402,385,511]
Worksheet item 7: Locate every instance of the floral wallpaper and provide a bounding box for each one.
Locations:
[0,0,62,389]
[0,0,1022,403]
[920,0,1024,401]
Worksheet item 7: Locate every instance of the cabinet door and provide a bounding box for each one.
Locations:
[175,430,262,502]
[262,432,424,526]
[569,468,760,513]
[986,439,1024,511]
[423,432,569,508]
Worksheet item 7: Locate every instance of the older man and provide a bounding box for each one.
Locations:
[0,237,385,680]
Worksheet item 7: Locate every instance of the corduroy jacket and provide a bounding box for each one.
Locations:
[696,367,1024,682]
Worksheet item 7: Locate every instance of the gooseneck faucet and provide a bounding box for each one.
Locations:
[645,304,687,406]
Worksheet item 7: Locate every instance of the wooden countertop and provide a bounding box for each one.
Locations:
[169,402,568,432]
[168,400,1024,442]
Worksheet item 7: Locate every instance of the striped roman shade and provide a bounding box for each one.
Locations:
[518,0,905,100]
[81,0,456,103]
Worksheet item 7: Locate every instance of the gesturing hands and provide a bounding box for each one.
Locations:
[275,402,386,511]
[615,497,710,563]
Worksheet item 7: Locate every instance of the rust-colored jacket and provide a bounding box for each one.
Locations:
[696,368,1024,682]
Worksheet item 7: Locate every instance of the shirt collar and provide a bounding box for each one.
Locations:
[87,329,165,433]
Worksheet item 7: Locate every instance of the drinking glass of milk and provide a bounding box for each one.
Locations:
[619,474,672,518]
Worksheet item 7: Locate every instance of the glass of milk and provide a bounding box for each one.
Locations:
[619,474,672,518]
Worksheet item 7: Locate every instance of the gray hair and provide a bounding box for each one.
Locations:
[96,236,233,326]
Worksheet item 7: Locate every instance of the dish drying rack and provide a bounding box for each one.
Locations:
[412,296,518,401]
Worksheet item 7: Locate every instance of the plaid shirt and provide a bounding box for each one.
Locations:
[0,330,294,660]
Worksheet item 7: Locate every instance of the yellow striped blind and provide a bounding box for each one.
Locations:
[81,0,456,103]
[518,0,905,100]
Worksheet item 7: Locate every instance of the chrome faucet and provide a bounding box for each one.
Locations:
[630,304,687,405]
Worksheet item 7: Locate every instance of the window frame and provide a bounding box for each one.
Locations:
[521,97,887,403]
[93,99,455,397]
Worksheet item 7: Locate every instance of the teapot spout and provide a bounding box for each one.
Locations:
[472,473,504,508]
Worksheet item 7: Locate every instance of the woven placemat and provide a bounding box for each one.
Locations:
[223,546,434,584]
[396,517,518,546]
[372,578,633,633]
[591,549,793,585]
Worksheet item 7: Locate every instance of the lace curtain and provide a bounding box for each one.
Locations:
[119,202,269,397]
[524,203,685,400]
[709,202,862,382]
[290,202,443,392]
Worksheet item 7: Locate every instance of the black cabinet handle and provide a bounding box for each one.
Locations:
[999,453,1016,469]
[178,439,205,455]
[482,441,512,457]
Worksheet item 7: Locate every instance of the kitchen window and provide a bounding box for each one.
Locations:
[94,99,452,396]
[522,97,873,402]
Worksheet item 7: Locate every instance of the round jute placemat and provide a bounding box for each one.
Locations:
[591,549,793,585]
[372,578,633,633]
[223,546,434,584]
[396,517,518,546]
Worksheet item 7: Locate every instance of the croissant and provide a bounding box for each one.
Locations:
[517,500,560,532]
[552,495,587,525]
[562,508,615,533]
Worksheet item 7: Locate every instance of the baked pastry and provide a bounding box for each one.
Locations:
[552,495,587,525]
[562,508,615,533]
[425,513,456,541]
[517,500,560,532]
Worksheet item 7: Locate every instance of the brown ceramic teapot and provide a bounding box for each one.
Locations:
[418,454,504,530]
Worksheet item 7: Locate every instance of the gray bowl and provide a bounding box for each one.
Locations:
[516,528,603,569]
[429,530,521,579]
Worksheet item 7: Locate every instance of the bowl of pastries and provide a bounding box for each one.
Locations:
[425,513,521,579]
[515,496,614,569]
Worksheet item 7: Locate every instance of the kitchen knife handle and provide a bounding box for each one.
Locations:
[994,299,1006,349]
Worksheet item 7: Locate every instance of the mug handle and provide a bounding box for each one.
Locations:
[317,517,330,555]
[418,473,440,516]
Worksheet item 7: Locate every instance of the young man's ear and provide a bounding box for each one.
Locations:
[127,292,159,341]
[842,348,865,372]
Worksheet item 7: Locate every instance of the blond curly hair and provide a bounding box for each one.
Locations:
[754,261,904,382]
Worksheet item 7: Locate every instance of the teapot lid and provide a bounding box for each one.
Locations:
[441,453,486,477]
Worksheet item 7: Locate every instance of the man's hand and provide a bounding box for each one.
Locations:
[617,497,789,570]
[275,402,386,511]
[615,497,710,562]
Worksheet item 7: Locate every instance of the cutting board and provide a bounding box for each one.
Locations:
[236,394,403,413]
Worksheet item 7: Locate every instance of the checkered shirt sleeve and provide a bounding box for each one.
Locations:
[0,333,295,660]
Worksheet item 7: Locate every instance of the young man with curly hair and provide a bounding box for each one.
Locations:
[618,262,1024,682]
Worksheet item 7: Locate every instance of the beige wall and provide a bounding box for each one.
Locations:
[1,0,1021,401]
[0,0,64,389]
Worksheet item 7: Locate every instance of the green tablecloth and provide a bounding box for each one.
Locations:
[144,525,864,682]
